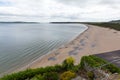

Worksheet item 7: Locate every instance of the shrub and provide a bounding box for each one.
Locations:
[54,65,63,72]
[106,64,120,73]
[43,72,59,80]
[87,71,94,80]
[60,71,76,80]
[66,57,75,65]
[71,65,79,72]
[79,55,120,74]
[79,56,99,70]
[79,56,86,69]
[31,75,44,80]
[0,69,36,80]
[62,57,75,70]
[0,66,61,80]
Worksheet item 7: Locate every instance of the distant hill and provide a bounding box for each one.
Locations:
[50,22,82,24]
[110,20,120,23]
[0,21,40,24]
[86,22,120,31]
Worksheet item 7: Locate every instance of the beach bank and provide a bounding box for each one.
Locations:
[29,24,120,68]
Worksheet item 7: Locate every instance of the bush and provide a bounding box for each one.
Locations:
[106,64,120,73]
[79,56,86,69]
[54,65,63,72]
[87,71,94,80]
[62,57,75,70]
[79,56,99,69]
[0,65,62,80]
[43,72,59,80]
[79,55,120,74]
[70,65,79,72]
[31,75,44,80]
[0,69,36,80]
[60,71,76,80]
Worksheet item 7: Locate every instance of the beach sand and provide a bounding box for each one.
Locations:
[30,24,120,68]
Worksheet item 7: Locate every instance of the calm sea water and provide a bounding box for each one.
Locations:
[0,23,87,75]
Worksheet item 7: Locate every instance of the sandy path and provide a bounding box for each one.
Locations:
[30,24,120,68]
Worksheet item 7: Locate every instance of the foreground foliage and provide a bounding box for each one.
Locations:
[0,56,120,80]
[60,71,76,80]
[87,71,94,80]
[80,55,120,73]
[62,57,75,71]
[43,72,59,80]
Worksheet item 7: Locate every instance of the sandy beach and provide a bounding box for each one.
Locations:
[30,24,120,68]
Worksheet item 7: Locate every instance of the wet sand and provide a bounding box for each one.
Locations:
[30,24,120,68]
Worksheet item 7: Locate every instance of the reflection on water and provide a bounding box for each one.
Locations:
[0,23,87,75]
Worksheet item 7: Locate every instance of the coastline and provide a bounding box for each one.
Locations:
[29,24,120,68]
[29,25,89,68]
[13,24,88,72]
[2,24,120,76]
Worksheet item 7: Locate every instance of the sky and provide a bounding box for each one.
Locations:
[0,0,120,22]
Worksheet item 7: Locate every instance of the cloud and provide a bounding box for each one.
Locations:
[0,0,120,22]
[56,0,101,8]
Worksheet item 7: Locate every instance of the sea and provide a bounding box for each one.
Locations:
[0,23,87,76]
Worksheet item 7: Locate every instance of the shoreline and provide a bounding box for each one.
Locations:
[0,24,88,76]
[29,25,89,68]
[14,24,88,72]
[29,24,120,68]
[1,24,120,76]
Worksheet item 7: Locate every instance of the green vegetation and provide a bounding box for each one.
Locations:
[31,75,44,80]
[86,22,120,31]
[43,72,59,80]
[0,56,120,80]
[62,57,75,71]
[60,71,76,80]
[87,71,94,80]
[80,55,120,73]
[0,66,63,80]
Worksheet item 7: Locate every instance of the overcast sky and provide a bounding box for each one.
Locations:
[0,0,120,22]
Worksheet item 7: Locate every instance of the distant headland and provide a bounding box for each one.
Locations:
[0,21,40,24]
